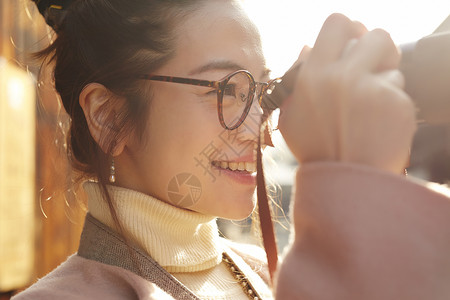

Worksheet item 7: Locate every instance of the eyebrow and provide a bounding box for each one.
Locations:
[189,60,245,75]
[189,59,272,79]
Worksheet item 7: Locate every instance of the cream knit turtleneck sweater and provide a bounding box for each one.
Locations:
[84,182,272,300]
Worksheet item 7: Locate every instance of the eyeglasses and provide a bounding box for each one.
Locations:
[141,70,282,130]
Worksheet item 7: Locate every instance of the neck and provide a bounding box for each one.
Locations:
[84,181,223,272]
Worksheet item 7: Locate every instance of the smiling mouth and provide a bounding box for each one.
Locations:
[211,160,257,173]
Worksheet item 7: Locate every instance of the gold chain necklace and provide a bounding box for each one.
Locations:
[222,252,263,300]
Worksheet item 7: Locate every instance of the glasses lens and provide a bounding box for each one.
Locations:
[222,72,253,129]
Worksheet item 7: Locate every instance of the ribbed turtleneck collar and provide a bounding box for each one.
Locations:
[84,181,223,273]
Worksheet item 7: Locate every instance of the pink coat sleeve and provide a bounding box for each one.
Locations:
[276,162,450,300]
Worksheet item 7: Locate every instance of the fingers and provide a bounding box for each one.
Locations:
[298,45,312,63]
[309,13,367,66]
[284,45,311,77]
[280,13,416,173]
[377,69,405,89]
[344,29,400,73]
[310,13,399,74]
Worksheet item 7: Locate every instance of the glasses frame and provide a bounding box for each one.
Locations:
[141,70,281,130]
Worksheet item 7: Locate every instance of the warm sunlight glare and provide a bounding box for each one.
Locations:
[243,0,450,76]
[7,76,25,110]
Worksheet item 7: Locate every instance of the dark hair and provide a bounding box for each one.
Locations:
[35,0,206,232]
[35,1,282,278]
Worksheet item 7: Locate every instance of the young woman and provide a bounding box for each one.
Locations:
[15,0,450,299]
[16,1,282,298]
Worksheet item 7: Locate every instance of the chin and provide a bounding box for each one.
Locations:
[218,194,256,220]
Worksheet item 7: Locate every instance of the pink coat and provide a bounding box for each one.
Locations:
[13,254,174,299]
[277,162,450,299]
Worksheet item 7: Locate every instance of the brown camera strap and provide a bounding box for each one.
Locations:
[257,62,301,286]
[257,125,278,286]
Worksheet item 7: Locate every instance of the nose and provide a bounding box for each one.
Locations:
[247,90,275,148]
[233,92,264,143]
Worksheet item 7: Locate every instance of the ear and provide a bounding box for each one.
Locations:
[79,83,127,156]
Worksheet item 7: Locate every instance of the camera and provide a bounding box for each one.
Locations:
[400,31,450,123]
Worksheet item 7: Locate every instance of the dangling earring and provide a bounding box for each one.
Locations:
[109,157,116,183]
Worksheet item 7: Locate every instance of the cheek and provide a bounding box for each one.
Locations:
[145,102,213,167]
[141,94,223,195]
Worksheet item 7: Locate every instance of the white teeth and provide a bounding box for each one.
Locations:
[212,161,256,173]
[228,162,238,171]
[245,162,256,173]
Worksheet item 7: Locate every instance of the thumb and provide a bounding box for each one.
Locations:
[298,45,312,63]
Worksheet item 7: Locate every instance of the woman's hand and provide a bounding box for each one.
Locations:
[278,13,417,174]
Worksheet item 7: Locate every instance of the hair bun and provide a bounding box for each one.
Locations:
[32,0,73,31]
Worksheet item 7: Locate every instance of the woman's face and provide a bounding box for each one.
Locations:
[116,0,268,219]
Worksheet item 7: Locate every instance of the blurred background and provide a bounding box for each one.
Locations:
[0,0,449,298]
